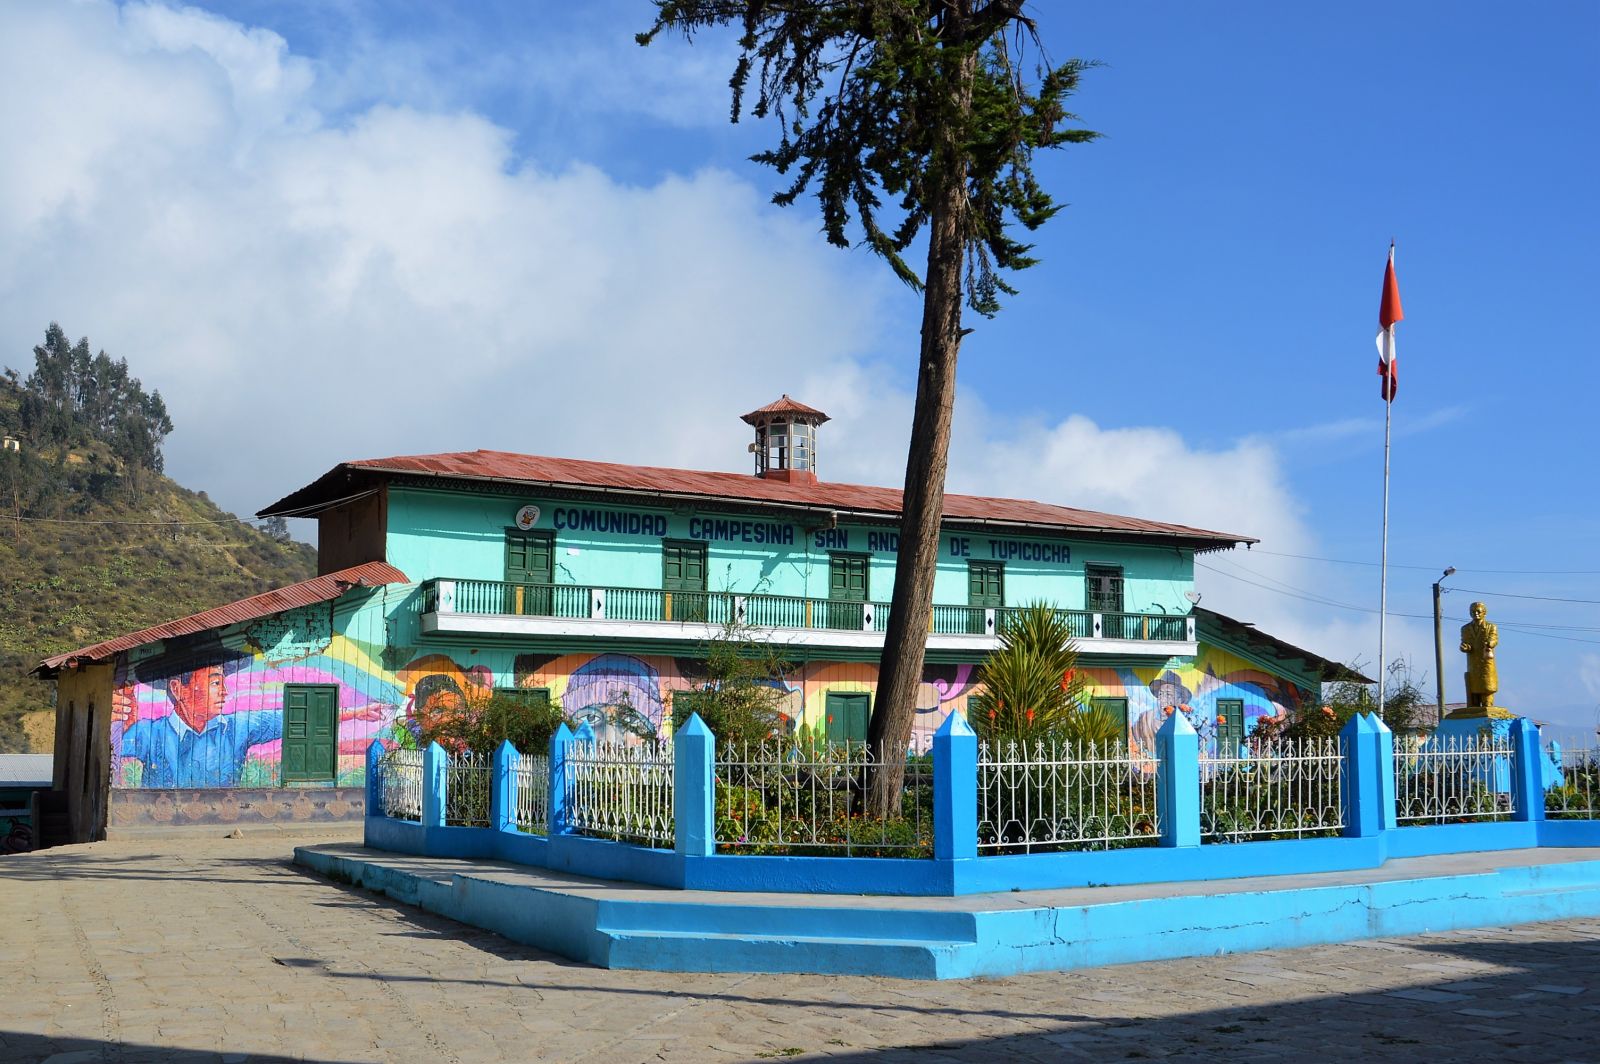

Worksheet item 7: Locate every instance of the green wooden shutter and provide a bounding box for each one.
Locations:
[1215,698,1246,755]
[283,684,337,783]
[967,561,1003,634]
[1090,697,1130,747]
[663,540,708,621]
[826,553,869,629]
[505,531,555,615]
[825,692,871,745]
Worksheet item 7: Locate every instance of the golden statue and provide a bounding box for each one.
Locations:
[1459,601,1499,711]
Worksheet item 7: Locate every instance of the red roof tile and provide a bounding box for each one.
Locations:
[261,450,1254,548]
[35,561,408,674]
[740,395,830,425]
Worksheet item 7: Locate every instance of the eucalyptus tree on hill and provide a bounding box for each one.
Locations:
[639,0,1097,814]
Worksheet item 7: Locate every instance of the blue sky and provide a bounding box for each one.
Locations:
[1,1,1596,728]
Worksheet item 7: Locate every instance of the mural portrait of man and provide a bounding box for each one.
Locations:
[114,652,284,788]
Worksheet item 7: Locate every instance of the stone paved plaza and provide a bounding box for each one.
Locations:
[3,833,1599,1063]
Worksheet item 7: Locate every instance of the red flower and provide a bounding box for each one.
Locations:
[1216,714,1227,725]
[988,709,996,720]
[1162,706,1175,717]
[1059,668,1076,692]
[1179,704,1193,715]
[1026,709,1035,724]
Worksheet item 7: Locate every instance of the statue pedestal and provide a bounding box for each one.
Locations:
[1433,711,1514,795]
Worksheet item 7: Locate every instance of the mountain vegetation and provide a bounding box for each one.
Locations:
[0,324,315,752]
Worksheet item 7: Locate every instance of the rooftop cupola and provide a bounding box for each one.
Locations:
[741,395,829,484]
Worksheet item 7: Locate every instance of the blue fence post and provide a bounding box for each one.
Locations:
[1156,711,1200,847]
[548,723,575,835]
[1510,716,1547,823]
[574,720,596,745]
[1340,713,1381,837]
[933,712,978,861]
[674,713,716,857]
[491,739,518,834]
[365,740,385,818]
[422,741,447,828]
[1370,712,1397,831]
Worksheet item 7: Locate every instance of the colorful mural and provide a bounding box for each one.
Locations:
[110,602,403,789]
[102,586,1315,793]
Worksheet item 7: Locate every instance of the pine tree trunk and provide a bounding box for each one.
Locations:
[865,41,976,820]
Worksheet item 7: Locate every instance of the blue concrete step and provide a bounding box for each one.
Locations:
[601,928,971,979]
[295,845,1600,980]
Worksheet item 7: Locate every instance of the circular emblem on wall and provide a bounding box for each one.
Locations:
[514,504,541,531]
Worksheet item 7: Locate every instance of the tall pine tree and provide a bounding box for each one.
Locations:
[640,1,1097,813]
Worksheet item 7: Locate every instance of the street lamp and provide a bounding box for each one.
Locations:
[1433,567,1457,726]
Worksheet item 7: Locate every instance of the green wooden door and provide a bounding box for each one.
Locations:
[967,561,1004,634]
[1215,698,1245,756]
[824,692,871,745]
[505,530,554,615]
[282,684,337,783]
[826,553,869,629]
[1090,697,1130,748]
[662,540,708,621]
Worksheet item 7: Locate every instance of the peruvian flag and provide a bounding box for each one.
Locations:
[1375,244,1403,401]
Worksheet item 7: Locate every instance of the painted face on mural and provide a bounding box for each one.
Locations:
[167,665,228,731]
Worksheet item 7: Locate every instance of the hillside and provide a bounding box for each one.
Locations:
[0,323,317,752]
[0,464,316,752]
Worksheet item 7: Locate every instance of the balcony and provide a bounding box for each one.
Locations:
[417,578,1196,657]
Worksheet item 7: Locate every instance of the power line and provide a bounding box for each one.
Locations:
[1233,547,1600,577]
[1452,587,1600,606]
[1195,559,1600,646]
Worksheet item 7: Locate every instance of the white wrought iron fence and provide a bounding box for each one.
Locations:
[1200,737,1344,841]
[1393,733,1514,824]
[380,747,423,822]
[1545,743,1599,820]
[514,752,550,834]
[444,749,493,827]
[715,740,933,856]
[564,740,675,847]
[978,739,1159,853]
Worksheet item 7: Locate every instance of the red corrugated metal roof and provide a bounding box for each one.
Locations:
[261,449,1254,547]
[740,395,830,424]
[35,561,408,674]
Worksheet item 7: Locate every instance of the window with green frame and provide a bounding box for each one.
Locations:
[1085,564,1124,613]
[1215,698,1245,755]
[495,687,552,712]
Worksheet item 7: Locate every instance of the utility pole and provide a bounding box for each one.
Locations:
[1433,567,1456,727]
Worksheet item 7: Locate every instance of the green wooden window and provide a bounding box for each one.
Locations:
[1085,564,1124,613]
[495,687,552,713]
[824,692,871,745]
[504,530,554,615]
[826,552,870,629]
[662,540,709,621]
[967,561,1004,607]
[1090,697,1130,746]
[282,684,337,783]
[1215,698,1246,755]
[966,561,1004,634]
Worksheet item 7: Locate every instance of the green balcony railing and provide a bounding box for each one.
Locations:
[421,579,1192,644]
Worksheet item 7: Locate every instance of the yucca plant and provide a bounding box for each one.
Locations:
[971,603,1117,746]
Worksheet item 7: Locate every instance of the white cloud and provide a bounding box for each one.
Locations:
[0,0,1392,680]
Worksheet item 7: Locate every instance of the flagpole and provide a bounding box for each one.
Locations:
[1378,390,1391,722]
[1375,238,1400,723]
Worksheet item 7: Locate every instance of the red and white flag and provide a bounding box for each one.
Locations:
[1375,244,1403,401]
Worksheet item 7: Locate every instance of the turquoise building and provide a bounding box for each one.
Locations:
[39,397,1361,840]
